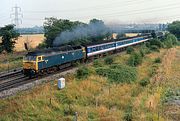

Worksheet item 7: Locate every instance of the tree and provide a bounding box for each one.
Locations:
[163,33,179,48]
[43,17,83,47]
[0,25,19,53]
[168,21,180,39]
[44,18,111,47]
[89,19,110,43]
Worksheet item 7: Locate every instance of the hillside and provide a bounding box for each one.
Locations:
[0,46,179,121]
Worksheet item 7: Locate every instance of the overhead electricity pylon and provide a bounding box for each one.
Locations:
[10,5,23,28]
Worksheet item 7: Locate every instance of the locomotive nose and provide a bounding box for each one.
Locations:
[23,62,36,70]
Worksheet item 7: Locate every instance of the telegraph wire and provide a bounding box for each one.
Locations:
[23,0,158,14]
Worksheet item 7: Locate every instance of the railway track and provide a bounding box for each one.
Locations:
[0,68,22,75]
[0,69,22,81]
[0,66,75,92]
[0,50,125,93]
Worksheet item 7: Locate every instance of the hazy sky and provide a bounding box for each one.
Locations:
[1,0,180,27]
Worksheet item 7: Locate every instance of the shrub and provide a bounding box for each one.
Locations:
[93,60,103,68]
[150,45,160,52]
[76,66,89,79]
[161,88,174,103]
[139,49,145,57]
[96,64,137,83]
[149,64,158,77]
[150,39,163,48]
[145,42,151,48]
[104,56,113,65]
[126,47,134,54]
[139,44,151,56]
[164,39,173,48]
[139,78,150,87]
[127,52,143,67]
[123,104,133,121]
[165,33,178,45]
[154,57,161,63]
[88,112,98,120]
[38,42,47,49]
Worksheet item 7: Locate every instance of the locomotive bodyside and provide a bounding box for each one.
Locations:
[23,46,85,77]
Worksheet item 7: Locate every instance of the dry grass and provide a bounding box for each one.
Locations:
[0,47,180,121]
[0,52,24,72]
[14,34,44,52]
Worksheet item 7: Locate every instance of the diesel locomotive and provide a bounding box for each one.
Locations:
[23,33,156,77]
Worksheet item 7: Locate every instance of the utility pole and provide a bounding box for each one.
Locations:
[10,5,23,28]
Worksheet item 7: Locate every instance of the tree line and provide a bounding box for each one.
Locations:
[0,19,180,53]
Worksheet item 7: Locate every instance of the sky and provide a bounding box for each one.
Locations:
[0,0,180,27]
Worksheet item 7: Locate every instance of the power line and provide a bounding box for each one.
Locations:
[10,5,23,28]
[23,0,157,14]
[23,0,175,14]
[20,1,180,22]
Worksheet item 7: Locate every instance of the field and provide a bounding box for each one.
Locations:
[0,34,44,72]
[0,46,179,121]
[14,34,45,52]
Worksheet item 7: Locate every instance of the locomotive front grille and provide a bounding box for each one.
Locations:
[23,62,36,70]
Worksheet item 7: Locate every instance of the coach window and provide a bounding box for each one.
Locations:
[92,47,96,52]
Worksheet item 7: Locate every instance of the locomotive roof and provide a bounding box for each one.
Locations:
[26,46,82,56]
[84,35,142,47]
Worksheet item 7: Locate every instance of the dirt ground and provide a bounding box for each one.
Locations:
[14,34,45,52]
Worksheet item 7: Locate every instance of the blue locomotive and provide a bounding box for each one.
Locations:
[23,34,152,77]
[23,46,86,77]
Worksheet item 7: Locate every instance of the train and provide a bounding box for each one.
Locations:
[23,32,162,77]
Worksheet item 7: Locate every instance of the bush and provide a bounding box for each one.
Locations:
[145,42,151,48]
[150,39,163,48]
[139,78,150,87]
[139,44,151,56]
[93,60,103,68]
[161,88,174,103]
[149,64,158,77]
[150,45,160,52]
[104,56,113,65]
[88,112,98,120]
[38,42,47,49]
[165,33,178,45]
[126,47,134,54]
[123,104,133,121]
[76,67,89,79]
[154,57,161,63]
[139,49,145,57]
[96,64,137,83]
[164,39,173,48]
[127,52,143,67]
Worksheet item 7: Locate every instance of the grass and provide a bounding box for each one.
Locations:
[0,46,180,121]
[14,34,44,52]
[0,34,44,72]
[0,53,23,72]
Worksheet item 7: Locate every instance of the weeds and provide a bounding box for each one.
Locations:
[154,57,161,63]
[126,47,134,54]
[139,78,150,87]
[76,66,90,79]
[104,56,113,65]
[127,52,143,67]
[96,64,137,83]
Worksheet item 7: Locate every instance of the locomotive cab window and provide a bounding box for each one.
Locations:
[24,56,36,61]
[38,56,42,61]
